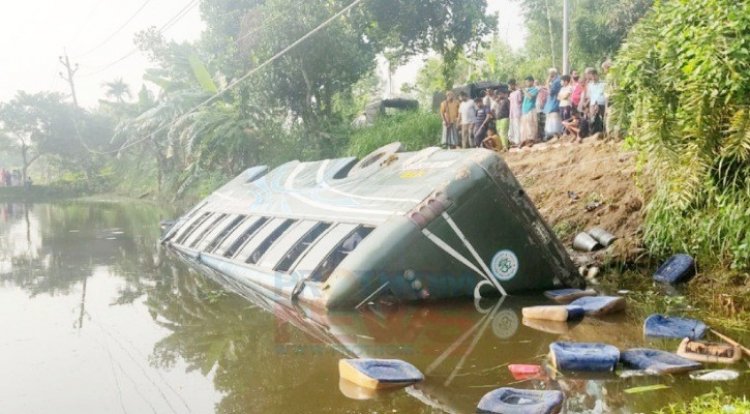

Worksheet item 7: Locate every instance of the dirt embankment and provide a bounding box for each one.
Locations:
[503,139,646,266]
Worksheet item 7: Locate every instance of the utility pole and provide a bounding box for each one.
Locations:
[562,0,570,74]
[59,51,80,109]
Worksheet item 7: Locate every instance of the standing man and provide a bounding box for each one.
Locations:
[473,98,493,148]
[520,76,539,147]
[483,88,495,109]
[570,70,584,114]
[494,87,511,150]
[558,75,574,125]
[458,92,477,149]
[508,79,522,147]
[440,91,460,149]
[586,69,607,135]
[543,68,563,141]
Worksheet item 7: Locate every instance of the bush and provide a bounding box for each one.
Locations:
[346,110,442,158]
[611,0,750,269]
[655,389,750,414]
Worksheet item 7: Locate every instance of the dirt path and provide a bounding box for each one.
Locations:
[503,139,645,265]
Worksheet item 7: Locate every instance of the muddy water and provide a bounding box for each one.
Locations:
[1,203,748,414]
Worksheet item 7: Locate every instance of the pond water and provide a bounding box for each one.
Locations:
[1,202,748,414]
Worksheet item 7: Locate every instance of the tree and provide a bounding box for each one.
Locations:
[356,0,497,89]
[611,0,750,269]
[0,92,63,182]
[516,0,653,73]
[103,78,132,103]
[0,91,116,184]
[112,0,500,197]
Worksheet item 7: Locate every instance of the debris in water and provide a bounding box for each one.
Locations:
[338,359,423,390]
[620,348,701,375]
[677,338,742,364]
[689,369,740,381]
[507,364,546,381]
[544,288,598,304]
[476,388,564,414]
[624,384,671,394]
[653,254,696,285]
[548,342,620,372]
[522,305,584,322]
[643,314,707,340]
[568,296,626,316]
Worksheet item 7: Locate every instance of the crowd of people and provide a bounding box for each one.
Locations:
[0,168,27,188]
[439,63,611,152]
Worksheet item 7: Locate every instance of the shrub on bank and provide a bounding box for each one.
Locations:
[611,0,750,269]
[347,111,442,158]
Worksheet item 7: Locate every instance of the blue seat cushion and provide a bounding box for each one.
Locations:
[344,359,423,383]
[477,388,564,414]
[621,348,702,374]
[653,254,696,284]
[568,296,625,316]
[644,314,707,340]
[550,342,620,372]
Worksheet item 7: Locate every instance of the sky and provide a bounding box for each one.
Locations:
[0,0,523,108]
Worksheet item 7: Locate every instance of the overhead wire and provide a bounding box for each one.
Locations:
[94,0,367,155]
[77,0,201,78]
[67,0,106,46]
[74,0,155,58]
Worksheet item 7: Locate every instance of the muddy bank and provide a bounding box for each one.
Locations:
[504,139,645,266]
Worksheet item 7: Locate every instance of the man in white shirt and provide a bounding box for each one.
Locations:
[458,92,477,149]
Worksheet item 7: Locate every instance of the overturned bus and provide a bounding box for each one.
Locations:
[162,143,584,309]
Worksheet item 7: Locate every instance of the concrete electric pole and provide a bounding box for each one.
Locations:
[562,0,570,74]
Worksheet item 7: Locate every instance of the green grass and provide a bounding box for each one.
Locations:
[655,389,750,414]
[346,110,442,158]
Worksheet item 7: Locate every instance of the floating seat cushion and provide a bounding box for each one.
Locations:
[523,318,572,335]
[653,254,696,284]
[643,314,707,340]
[568,296,626,316]
[477,387,564,414]
[522,305,585,322]
[621,348,701,375]
[338,359,423,390]
[676,338,742,364]
[549,342,620,372]
[544,288,598,304]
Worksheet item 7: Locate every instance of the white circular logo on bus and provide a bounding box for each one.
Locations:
[491,250,519,281]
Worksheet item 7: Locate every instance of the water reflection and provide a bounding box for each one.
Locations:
[1,203,748,414]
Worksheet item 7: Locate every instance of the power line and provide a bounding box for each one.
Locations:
[74,0,155,58]
[99,0,366,155]
[68,0,106,46]
[234,2,307,45]
[77,0,201,78]
[159,0,201,32]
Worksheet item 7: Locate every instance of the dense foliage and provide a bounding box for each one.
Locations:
[110,0,495,197]
[348,110,441,158]
[517,0,653,72]
[0,92,115,185]
[611,0,750,269]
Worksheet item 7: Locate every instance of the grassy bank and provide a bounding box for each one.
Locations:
[655,389,750,413]
[347,110,442,157]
